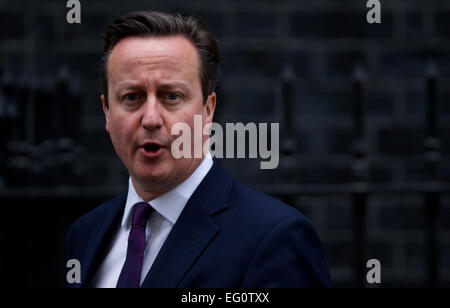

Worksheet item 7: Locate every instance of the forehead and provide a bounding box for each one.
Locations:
[107,35,200,86]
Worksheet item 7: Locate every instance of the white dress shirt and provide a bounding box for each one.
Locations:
[91,152,213,288]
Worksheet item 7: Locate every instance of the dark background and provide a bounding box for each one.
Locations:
[0,0,449,287]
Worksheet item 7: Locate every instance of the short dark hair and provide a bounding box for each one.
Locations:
[100,10,220,105]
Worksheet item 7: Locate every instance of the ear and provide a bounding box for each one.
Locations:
[203,92,216,125]
[101,94,110,132]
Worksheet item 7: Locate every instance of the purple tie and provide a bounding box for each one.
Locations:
[116,202,152,288]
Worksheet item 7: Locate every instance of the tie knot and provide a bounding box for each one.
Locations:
[132,202,152,227]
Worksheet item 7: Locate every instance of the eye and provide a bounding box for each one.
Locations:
[122,93,142,104]
[162,92,182,104]
[167,93,180,101]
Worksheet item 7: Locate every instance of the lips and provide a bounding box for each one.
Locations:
[139,141,166,158]
[142,143,162,152]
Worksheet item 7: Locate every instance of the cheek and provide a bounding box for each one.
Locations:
[167,112,194,137]
[109,115,135,143]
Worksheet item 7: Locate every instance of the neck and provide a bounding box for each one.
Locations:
[131,157,205,202]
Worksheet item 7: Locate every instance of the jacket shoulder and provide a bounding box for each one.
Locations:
[231,179,308,225]
[68,192,127,236]
[229,180,331,287]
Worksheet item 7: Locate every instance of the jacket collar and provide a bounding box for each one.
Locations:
[81,159,233,288]
[81,192,127,288]
[141,159,233,287]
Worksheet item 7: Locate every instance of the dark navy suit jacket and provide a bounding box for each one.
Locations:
[65,160,331,288]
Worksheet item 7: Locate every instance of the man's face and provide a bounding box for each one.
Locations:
[102,35,216,200]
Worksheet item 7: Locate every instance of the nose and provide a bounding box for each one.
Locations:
[141,95,164,130]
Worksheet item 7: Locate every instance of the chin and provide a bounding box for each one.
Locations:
[137,166,170,181]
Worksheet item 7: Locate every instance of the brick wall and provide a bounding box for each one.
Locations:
[1,0,449,287]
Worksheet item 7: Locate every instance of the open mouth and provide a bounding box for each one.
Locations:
[142,143,162,153]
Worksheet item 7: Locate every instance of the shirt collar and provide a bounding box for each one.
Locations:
[122,152,214,229]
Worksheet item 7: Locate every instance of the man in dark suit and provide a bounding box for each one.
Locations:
[65,10,331,288]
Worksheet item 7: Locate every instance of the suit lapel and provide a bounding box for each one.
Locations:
[141,160,234,288]
[81,192,127,287]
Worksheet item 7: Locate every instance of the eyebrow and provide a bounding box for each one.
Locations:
[158,82,190,93]
[115,83,144,95]
[115,82,191,93]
